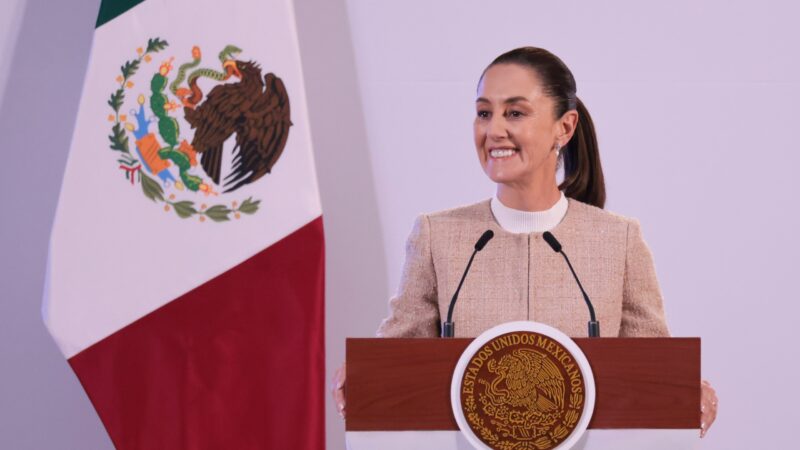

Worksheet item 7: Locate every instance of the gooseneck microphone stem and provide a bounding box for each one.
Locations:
[559,251,600,337]
[442,230,494,338]
[442,251,477,338]
[543,231,600,338]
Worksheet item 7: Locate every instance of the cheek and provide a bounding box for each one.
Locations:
[517,124,549,155]
[473,122,485,149]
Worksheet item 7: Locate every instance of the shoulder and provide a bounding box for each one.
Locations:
[562,198,647,249]
[566,198,639,230]
[407,200,494,247]
[422,199,493,224]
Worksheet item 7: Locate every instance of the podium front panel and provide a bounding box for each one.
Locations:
[346,337,700,431]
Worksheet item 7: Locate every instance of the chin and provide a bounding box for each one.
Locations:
[484,168,521,185]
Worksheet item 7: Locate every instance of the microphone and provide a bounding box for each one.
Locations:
[542,231,600,338]
[475,230,494,251]
[442,230,494,338]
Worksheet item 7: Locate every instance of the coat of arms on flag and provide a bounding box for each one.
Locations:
[107,37,291,221]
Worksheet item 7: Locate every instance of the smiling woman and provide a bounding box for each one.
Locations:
[474,48,604,213]
[332,46,717,437]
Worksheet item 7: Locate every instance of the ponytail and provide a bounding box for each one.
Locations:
[559,97,606,208]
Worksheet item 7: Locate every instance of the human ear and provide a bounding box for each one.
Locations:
[556,110,579,146]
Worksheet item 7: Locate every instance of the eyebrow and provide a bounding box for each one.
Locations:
[475,96,531,105]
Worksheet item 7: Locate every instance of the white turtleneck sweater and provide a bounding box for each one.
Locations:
[490,191,568,233]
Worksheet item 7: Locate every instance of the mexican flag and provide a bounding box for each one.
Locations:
[42,0,324,448]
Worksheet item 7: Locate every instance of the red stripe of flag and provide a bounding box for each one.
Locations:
[69,217,325,449]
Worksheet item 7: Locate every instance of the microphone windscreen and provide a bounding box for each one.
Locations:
[475,230,494,251]
[542,232,562,253]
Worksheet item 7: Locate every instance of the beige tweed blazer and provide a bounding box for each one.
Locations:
[376,198,670,338]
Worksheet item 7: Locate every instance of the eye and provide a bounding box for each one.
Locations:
[507,110,524,118]
[476,110,490,119]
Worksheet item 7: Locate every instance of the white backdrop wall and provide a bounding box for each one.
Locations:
[335,1,799,449]
[1,1,797,449]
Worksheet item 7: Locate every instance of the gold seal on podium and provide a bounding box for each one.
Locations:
[452,322,595,450]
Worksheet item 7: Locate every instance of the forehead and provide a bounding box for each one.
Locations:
[477,63,546,103]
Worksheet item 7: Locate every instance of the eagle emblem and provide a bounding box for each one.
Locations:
[460,332,586,450]
[483,349,566,433]
[106,37,291,221]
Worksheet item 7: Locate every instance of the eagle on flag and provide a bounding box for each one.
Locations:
[184,60,292,193]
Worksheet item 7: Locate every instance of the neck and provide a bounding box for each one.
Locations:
[496,182,561,212]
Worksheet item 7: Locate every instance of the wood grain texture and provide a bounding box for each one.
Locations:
[346,338,700,431]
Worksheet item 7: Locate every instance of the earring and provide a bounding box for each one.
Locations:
[553,143,561,154]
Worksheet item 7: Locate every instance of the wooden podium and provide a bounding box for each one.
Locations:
[345,338,701,450]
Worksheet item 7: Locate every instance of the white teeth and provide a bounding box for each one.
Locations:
[490,149,516,158]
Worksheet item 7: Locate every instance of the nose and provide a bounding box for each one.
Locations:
[486,114,508,141]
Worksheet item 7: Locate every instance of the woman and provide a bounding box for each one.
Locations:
[333,47,717,436]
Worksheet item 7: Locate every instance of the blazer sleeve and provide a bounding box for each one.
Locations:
[376,215,440,337]
[619,219,671,337]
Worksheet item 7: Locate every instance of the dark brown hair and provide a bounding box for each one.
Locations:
[485,47,606,208]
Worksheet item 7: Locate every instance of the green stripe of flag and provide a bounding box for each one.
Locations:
[96,0,145,28]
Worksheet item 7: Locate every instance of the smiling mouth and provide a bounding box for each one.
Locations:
[489,148,518,159]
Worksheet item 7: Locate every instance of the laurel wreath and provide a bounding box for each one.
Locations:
[106,37,260,222]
